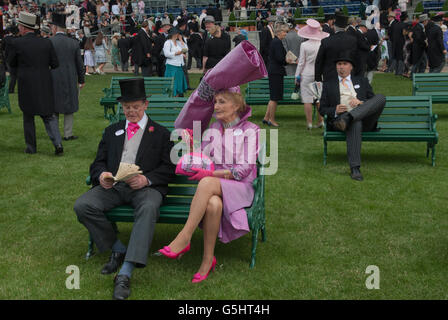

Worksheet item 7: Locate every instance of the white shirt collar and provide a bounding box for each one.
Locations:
[126,113,148,131]
[338,74,352,83]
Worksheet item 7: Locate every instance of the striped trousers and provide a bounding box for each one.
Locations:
[343,94,386,168]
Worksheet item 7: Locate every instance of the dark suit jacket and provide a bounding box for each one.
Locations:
[118,37,131,62]
[425,21,445,68]
[322,23,335,36]
[319,75,375,125]
[314,31,357,81]
[260,25,274,62]
[7,32,59,116]
[89,118,176,197]
[346,26,370,75]
[391,21,406,60]
[132,28,153,67]
[50,33,85,114]
[267,37,287,76]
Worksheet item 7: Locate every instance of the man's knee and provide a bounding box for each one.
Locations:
[74,196,90,221]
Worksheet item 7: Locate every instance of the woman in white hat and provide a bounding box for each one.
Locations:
[295,19,329,130]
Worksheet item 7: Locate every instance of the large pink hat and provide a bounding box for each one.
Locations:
[297,19,329,40]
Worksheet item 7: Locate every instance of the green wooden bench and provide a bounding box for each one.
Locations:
[109,97,188,128]
[323,96,439,166]
[245,76,298,105]
[412,73,448,103]
[0,76,11,114]
[85,105,267,268]
[99,76,175,120]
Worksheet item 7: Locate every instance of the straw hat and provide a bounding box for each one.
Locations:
[297,19,329,41]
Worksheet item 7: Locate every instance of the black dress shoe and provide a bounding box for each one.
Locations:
[101,252,125,275]
[113,275,131,300]
[54,144,64,156]
[333,112,352,132]
[63,136,78,141]
[350,167,363,181]
[262,119,272,126]
[24,148,36,154]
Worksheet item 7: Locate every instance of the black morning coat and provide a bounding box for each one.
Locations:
[7,32,59,116]
[425,21,445,68]
[314,31,357,82]
[89,118,176,197]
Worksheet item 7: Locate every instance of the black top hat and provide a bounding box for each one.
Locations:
[117,78,149,102]
[324,14,335,22]
[431,13,443,22]
[334,12,349,28]
[334,50,356,65]
[49,12,67,29]
[400,11,408,21]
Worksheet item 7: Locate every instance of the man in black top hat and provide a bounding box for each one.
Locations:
[74,78,176,300]
[315,13,357,81]
[319,51,386,181]
[425,13,446,73]
[322,14,335,36]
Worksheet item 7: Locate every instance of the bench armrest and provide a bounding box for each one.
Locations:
[246,174,265,230]
[432,114,438,132]
[102,87,112,97]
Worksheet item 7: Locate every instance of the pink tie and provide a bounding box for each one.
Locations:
[127,123,140,140]
[342,78,349,89]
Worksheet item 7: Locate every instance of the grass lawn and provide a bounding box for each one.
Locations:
[0,72,447,300]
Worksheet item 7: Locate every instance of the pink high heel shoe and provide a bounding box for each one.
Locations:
[158,243,191,259]
[191,256,217,283]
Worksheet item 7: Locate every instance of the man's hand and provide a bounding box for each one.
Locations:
[100,172,115,189]
[336,104,349,114]
[125,174,149,190]
[349,98,363,108]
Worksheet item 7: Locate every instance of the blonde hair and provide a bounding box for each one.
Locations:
[215,90,247,113]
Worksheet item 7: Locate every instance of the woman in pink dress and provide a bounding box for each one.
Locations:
[159,88,260,283]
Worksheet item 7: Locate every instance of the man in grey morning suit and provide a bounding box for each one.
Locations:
[319,51,386,181]
[74,79,176,300]
[49,12,85,141]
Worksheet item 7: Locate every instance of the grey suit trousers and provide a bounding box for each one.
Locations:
[23,113,62,152]
[74,182,162,267]
[345,94,386,168]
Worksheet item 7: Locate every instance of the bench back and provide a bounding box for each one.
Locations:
[104,76,175,98]
[163,141,267,208]
[412,73,448,94]
[377,96,434,132]
[112,96,187,130]
[245,76,297,104]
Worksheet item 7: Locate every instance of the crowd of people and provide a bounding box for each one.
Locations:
[2,0,448,301]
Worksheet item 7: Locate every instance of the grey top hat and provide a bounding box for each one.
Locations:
[17,11,40,30]
[419,14,429,22]
[204,15,215,23]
